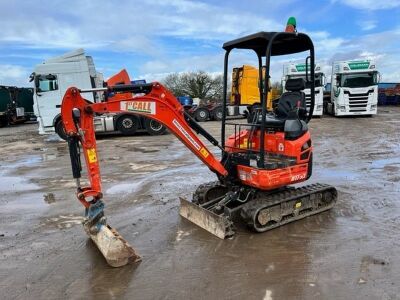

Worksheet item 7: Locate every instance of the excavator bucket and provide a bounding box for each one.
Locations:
[84,223,141,267]
[179,197,235,239]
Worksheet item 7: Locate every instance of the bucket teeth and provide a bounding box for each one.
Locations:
[179,197,235,239]
[85,223,141,267]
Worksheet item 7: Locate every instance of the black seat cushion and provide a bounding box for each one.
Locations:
[285,78,305,91]
[255,78,307,130]
[276,91,306,119]
[256,113,285,128]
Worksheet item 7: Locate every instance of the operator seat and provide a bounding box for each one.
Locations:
[256,78,308,139]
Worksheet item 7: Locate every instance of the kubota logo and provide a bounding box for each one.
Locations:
[121,101,156,114]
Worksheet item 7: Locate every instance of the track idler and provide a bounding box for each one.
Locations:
[83,201,141,267]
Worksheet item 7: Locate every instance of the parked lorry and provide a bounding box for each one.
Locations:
[30,49,166,139]
[182,65,276,122]
[282,63,324,116]
[326,59,379,116]
[0,86,35,127]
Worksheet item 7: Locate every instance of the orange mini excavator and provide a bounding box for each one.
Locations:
[61,19,337,267]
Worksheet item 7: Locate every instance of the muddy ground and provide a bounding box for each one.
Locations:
[0,108,399,300]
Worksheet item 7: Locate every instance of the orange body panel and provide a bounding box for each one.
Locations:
[106,69,131,86]
[237,164,309,190]
[106,69,132,101]
[225,129,312,190]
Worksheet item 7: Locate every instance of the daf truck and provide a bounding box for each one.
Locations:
[30,49,166,139]
[282,63,324,116]
[326,60,379,116]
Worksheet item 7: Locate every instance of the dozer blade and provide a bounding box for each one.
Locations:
[85,223,141,267]
[179,197,235,239]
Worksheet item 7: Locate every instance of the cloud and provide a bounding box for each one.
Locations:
[0,65,30,86]
[333,0,400,10]
[357,20,377,31]
[0,0,281,50]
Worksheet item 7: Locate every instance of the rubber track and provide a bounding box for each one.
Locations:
[240,183,337,232]
[192,181,223,204]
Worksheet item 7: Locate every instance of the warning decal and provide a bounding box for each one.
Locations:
[87,148,97,163]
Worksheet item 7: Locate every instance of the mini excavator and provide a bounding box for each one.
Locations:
[61,18,337,267]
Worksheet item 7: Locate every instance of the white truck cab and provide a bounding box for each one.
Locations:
[31,49,166,138]
[282,63,324,116]
[327,60,379,116]
[31,49,103,135]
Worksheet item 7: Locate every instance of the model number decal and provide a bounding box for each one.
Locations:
[121,101,156,114]
[291,174,306,181]
[172,119,201,150]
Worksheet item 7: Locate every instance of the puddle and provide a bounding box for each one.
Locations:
[107,181,143,195]
[42,214,85,229]
[106,163,204,195]
[314,168,360,182]
[370,157,400,169]
[1,192,48,212]
[0,173,40,193]
[42,153,58,161]
[45,134,64,143]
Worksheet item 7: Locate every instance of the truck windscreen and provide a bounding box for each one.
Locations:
[291,74,323,88]
[341,73,377,88]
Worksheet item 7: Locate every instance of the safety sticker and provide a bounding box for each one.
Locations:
[87,148,97,163]
[121,101,156,114]
[200,147,209,158]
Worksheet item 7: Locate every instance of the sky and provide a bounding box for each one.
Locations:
[1,0,400,87]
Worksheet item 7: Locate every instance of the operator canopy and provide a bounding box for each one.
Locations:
[223,32,313,56]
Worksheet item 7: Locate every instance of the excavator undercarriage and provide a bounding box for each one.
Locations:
[180,181,337,239]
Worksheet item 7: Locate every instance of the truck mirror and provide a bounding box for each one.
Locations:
[46,74,56,80]
[29,73,35,82]
[34,76,40,90]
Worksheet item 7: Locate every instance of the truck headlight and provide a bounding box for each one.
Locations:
[371,104,377,110]
[340,105,346,112]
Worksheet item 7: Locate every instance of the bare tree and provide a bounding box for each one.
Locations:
[271,81,283,94]
[163,71,223,100]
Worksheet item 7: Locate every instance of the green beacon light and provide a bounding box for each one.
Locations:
[285,17,297,33]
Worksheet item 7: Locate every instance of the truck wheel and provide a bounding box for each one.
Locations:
[194,107,209,122]
[116,115,139,135]
[144,118,166,136]
[212,107,223,121]
[55,120,68,140]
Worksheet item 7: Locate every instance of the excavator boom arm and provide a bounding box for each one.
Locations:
[61,82,228,206]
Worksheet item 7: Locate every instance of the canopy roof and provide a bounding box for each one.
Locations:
[222,32,313,56]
